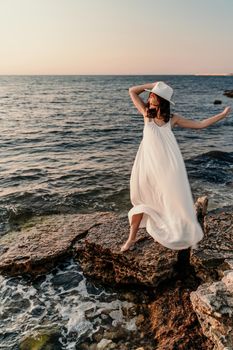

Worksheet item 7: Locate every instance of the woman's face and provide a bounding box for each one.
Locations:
[149,93,160,107]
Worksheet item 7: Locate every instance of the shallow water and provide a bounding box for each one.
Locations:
[0,258,139,349]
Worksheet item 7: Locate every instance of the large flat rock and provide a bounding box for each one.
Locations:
[0,212,110,276]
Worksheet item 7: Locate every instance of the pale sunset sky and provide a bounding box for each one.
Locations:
[0,0,232,75]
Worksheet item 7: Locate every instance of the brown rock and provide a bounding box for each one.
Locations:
[149,279,213,349]
[135,314,145,326]
[103,326,129,340]
[96,338,116,350]
[190,208,233,282]
[72,195,207,288]
[74,213,179,287]
[190,270,233,350]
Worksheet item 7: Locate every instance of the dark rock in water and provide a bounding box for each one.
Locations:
[50,270,83,290]
[213,99,222,104]
[223,89,233,98]
[189,150,233,164]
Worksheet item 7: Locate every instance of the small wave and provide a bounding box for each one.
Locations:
[186,150,233,185]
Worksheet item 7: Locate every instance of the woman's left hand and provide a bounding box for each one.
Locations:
[222,106,231,117]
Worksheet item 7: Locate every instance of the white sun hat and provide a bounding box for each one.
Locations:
[144,81,175,105]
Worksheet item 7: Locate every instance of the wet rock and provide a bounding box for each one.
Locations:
[19,327,62,350]
[103,326,129,340]
[213,99,222,104]
[135,314,145,326]
[190,270,233,350]
[118,291,139,303]
[0,212,111,276]
[50,270,83,290]
[92,327,105,343]
[30,305,46,317]
[96,338,116,350]
[190,208,233,282]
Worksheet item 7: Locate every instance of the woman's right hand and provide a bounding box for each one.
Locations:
[222,106,231,117]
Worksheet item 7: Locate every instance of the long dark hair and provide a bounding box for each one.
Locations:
[145,93,173,122]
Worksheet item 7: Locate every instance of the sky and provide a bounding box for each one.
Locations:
[0,0,232,75]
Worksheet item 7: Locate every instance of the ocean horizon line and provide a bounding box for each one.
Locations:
[1,73,233,77]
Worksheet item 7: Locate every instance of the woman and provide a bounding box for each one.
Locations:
[120,81,231,252]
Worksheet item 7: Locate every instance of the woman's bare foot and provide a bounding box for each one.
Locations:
[120,239,137,252]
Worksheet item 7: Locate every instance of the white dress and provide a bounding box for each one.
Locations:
[128,117,204,250]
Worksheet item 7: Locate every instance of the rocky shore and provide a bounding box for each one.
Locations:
[0,196,232,349]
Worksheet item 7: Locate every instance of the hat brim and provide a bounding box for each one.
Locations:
[144,89,175,106]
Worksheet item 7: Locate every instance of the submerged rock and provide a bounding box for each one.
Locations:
[19,327,61,350]
[190,270,233,350]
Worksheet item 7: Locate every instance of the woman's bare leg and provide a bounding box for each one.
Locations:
[120,213,143,252]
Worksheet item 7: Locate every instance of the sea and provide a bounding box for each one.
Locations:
[0,75,232,349]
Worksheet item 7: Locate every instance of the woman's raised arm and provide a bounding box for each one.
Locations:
[174,107,232,129]
[128,82,156,116]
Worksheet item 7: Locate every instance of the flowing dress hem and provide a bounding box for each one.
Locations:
[128,204,203,251]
